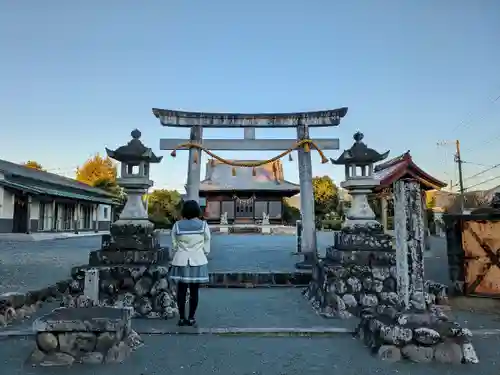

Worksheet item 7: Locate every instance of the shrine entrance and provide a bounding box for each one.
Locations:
[153,107,348,269]
[235,196,254,220]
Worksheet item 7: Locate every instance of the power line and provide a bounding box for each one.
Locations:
[461,161,498,168]
[451,92,500,133]
[462,163,500,182]
[464,175,500,191]
[450,163,500,188]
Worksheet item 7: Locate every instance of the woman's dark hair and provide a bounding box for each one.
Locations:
[181,200,202,220]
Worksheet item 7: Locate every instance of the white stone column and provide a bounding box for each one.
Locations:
[380,196,388,230]
[393,179,426,310]
[296,122,317,265]
[186,125,203,202]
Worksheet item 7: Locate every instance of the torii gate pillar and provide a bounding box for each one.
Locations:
[295,122,317,268]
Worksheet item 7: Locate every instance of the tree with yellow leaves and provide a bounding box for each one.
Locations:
[76,154,117,187]
[24,160,44,171]
[312,175,339,218]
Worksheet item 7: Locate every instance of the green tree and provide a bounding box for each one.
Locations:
[312,176,339,218]
[283,199,301,224]
[24,160,45,171]
[148,189,182,222]
[76,154,117,187]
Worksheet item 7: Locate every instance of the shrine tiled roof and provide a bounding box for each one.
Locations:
[199,160,300,192]
[373,151,446,191]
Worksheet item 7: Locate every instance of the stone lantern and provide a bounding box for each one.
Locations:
[105,129,162,249]
[106,129,162,227]
[329,131,392,251]
[331,131,389,231]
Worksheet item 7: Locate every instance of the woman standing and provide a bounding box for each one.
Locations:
[169,200,211,326]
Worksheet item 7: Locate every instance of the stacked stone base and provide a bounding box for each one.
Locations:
[63,264,178,319]
[29,307,142,366]
[304,248,449,319]
[304,247,478,364]
[357,309,478,364]
[304,249,402,319]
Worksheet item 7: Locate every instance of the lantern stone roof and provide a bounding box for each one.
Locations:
[199,159,300,195]
[330,132,390,166]
[373,151,447,191]
[106,129,163,163]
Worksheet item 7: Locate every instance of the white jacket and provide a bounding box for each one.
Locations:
[170,218,211,266]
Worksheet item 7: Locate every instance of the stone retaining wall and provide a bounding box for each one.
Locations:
[0,280,73,327]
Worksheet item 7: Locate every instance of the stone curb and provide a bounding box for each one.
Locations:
[3,327,500,338]
[202,284,310,289]
[144,327,354,336]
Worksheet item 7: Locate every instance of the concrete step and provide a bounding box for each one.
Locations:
[205,271,311,288]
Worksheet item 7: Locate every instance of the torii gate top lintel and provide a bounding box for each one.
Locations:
[152,107,348,128]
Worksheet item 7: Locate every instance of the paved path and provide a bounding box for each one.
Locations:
[0,232,455,294]
[2,334,500,375]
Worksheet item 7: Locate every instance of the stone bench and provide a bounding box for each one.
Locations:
[29,307,142,366]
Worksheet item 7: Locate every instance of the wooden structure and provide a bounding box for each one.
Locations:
[199,159,299,224]
[445,213,500,297]
[372,151,447,230]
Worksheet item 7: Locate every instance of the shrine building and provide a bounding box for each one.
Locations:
[372,151,447,230]
[199,159,299,224]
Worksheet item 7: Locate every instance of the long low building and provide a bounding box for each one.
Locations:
[0,159,117,234]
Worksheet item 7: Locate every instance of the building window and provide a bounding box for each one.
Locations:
[103,207,108,219]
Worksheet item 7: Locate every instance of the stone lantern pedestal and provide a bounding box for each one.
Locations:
[62,130,178,320]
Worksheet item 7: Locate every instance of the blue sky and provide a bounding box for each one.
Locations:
[1,0,499,192]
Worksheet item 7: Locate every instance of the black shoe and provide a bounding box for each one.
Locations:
[186,318,197,327]
[177,318,187,326]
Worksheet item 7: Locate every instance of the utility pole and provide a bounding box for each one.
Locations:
[454,140,465,213]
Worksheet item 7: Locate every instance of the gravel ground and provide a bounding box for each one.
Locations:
[0,237,101,294]
[2,334,500,375]
[0,233,459,294]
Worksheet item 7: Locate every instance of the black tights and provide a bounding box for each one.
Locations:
[176,282,200,320]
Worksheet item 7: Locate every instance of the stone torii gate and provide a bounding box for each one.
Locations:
[152,108,348,268]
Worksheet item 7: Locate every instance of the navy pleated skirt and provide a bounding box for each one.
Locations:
[169,264,209,284]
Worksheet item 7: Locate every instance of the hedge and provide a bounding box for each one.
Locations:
[321,219,343,231]
[149,215,173,229]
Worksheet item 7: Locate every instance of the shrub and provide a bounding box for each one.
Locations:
[149,215,172,229]
[321,219,343,231]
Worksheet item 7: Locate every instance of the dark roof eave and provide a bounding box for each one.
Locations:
[105,148,163,163]
[0,159,117,198]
